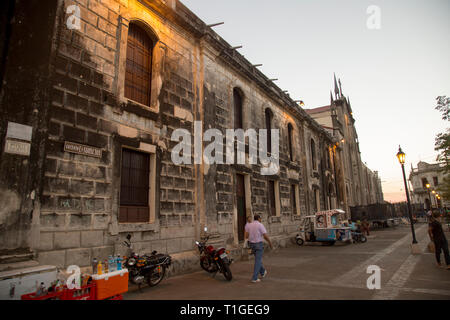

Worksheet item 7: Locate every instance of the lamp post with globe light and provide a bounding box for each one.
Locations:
[396,146,418,248]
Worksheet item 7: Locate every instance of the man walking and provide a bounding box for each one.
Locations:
[245,215,273,283]
[428,211,450,269]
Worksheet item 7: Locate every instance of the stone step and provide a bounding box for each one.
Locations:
[0,252,35,265]
[0,260,40,273]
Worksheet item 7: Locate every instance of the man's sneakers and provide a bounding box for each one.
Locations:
[251,270,267,283]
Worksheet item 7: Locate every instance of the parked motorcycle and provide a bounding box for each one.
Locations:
[195,227,233,281]
[122,234,172,288]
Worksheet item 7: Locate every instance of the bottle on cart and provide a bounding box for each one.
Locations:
[108,255,115,272]
[38,282,46,297]
[92,258,98,274]
[97,261,103,275]
[116,254,122,271]
[34,281,40,297]
[104,259,109,273]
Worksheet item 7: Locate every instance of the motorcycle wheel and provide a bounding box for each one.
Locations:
[147,265,166,287]
[296,237,304,246]
[221,262,233,281]
[200,256,214,273]
[360,235,367,243]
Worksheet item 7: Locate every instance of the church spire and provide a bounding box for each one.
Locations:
[334,73,339,98]
[338,78,343,97]
[330,90,334,105]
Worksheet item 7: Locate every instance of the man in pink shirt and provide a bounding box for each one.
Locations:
[245,215,273,283]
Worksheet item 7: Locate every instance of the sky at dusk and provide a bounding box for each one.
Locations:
[181,0,450,202]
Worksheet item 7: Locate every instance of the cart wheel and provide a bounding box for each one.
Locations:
[360,236,367,243]
[296,237,304,246]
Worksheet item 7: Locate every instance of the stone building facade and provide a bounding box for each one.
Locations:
[409,161,448,210]
[0,0,379,273]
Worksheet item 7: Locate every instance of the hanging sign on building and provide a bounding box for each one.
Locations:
[6,121,33,141]
[4,121,33,156]
[64,141,102,158]
[4,139,31,156]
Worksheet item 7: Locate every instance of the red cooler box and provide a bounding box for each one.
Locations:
[91,269,128,300]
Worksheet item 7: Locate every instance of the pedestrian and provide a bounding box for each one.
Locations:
[428,211,450,269]
[361,218,370,236]
[244,214,273,283]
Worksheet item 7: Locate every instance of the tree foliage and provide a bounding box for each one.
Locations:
[435,96,450,121]
[434,95,450,199]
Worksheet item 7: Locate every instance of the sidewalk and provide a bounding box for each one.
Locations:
[124,224,450,300]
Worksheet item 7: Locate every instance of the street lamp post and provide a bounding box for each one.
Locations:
[426,183,432,210]
[432,190,437,208]
[396,146,418,246]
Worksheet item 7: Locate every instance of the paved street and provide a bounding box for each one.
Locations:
[124,223,450,300]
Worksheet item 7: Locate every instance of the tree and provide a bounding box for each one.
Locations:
[434,96,450,200]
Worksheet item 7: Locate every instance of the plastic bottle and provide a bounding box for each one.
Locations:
[92,258,98,274]
[35,281,40,297]
[97,261,103,275]
[39,282,46,297]
[116,254,122,271]
[108,255,115,272]
[104,259,109,273]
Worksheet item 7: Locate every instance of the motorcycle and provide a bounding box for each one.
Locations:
[195,227,233,281]
[122,234,172,289]
[351,231,367,243]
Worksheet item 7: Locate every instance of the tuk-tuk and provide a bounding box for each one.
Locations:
[295,209,352,246]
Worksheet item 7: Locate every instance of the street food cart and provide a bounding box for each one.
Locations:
[296,209,352,246]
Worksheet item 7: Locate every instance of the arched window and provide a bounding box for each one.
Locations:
[288,123,294,161]
[265,108,273,153]
[233,88,243,129]
[310,139,316,170]
[125,23,154,106]
[325,148,330,169]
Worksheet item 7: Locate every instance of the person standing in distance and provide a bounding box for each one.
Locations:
[245,215,273,283]
[428,211,450,269]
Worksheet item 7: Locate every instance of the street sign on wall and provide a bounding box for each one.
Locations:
[4,139,31,156]
[64,141,102,158]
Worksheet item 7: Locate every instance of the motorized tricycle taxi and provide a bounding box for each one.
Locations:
[295,209,352,246]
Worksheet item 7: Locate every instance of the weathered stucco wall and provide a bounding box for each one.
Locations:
[1,0,343,274]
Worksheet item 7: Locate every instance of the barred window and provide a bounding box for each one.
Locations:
[125,23,153,106]
[288,123,294,161]
[119,148,150,223]
[311,139,316,170]
[265,108,273,153]
[233,88,243,129]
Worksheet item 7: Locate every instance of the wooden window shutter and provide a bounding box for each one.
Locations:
[119,148,150,223]
[268,180,276,216]
[125,23,153,107]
